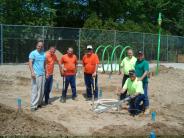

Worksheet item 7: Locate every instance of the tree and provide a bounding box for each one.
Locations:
[83,13,102,29]
[0,0,56,26]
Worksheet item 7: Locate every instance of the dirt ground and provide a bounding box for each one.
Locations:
[0,64,184,137]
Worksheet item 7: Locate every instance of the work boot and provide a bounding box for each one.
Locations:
[60,97,66,103]
[72,96,78,101]
[30,108,37,112]
[37,105,42,108]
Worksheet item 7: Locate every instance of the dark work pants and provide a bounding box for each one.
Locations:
[129,94,145,115]
[84,73,98,98]
[62,75,77,98]
[44,75,53,104]
[143,82,149,108]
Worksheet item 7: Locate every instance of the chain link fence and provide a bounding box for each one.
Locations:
[0,24,184,63]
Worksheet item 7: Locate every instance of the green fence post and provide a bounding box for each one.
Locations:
[156,12,162,75]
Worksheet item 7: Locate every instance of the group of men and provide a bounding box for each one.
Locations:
[28,40,149,115]
[118,49,149,115]
[28,41,99,111]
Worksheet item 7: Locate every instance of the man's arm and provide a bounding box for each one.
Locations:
[139,62,149,81]
[75,56,78,73]
[119,59,124,75]
[28,59,36,79]
[92,63,99,77]
[59,57,66,76]
[139,71,148,81]
[92,55,99,77]
[120,88,127,95]
[117,79,128,95]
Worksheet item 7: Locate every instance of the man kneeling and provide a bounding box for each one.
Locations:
[118,70,145,115]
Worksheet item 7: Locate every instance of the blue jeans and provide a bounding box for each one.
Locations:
[143,82,149,108]
[44,75,53,104]
[84,73,98,98]
[62,75,77,98]
[129,94,145,115]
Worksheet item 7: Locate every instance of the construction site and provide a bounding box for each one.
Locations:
[0,63,184,137]
[0,25,184,137]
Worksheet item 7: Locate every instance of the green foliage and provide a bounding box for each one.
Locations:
[83,13,102,29]
[103,19,118,30]
[0,0,56,26]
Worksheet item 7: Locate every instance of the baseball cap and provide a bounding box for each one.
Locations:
[87,45,93,49]
[129,70,136,77]
[138,50,143,55]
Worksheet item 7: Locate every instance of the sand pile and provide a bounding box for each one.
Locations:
[0,103,69,136]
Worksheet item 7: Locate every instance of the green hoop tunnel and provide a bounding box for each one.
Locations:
[110,45,123,72]
[102,45,113,72]
[95,45,132,73]
[95,45,111,72]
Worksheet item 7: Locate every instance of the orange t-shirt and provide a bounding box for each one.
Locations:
[60,54,77,76]
[82,53,99,74]
[45,52,58,75]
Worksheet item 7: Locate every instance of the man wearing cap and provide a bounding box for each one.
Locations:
[82,45,99,100]
[118,70,145,115]
[135,51,150,114]
[119,49,137,100]
[60,47,78,103]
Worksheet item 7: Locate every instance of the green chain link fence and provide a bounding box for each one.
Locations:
[0,24,184,64]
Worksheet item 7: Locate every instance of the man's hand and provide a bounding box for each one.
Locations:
[31,72,36,79]
[118,71,122,75]
[130,94,139,99]
[46,74,49,79]
[116,87,122,96]
[92,72,97,77]
[60,70,64,77]
[63,68,67,72]
[137,78,142,81]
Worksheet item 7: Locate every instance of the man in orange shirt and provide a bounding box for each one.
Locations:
[60,47,77,103]
[82,45,99,100]
[44,46,59,105]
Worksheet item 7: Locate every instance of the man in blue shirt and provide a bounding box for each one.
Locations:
[28,40,46,111]
[135,51,149,114]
